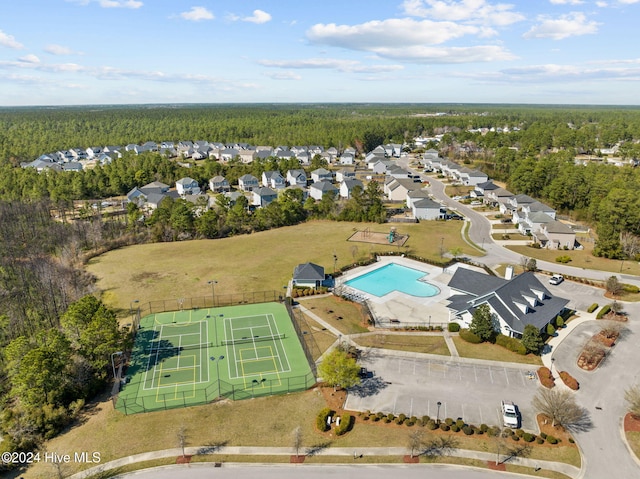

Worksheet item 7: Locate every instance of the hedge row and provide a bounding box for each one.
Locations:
[316,408,334,432]
[496,334,527,355]
[623,283,639,294]
[596,304,611,319]
[291,286,328,298]
[459,329,482,344]
[335,413,353,436]
[587,303,599,313]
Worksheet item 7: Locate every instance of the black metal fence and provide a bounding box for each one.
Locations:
[285,301,320,375]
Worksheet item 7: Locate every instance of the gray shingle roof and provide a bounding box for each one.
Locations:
[293,262,325,281]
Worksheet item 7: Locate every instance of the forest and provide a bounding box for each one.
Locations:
[2,104,640,462]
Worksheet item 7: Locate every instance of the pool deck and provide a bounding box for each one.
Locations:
[336,256,485,327]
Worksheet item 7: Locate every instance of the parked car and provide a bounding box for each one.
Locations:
[500,218,512,223]
[471,200,482,205]
[549,274,564,285]
[501,400,519,428]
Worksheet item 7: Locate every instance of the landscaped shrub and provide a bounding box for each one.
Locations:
[487,427,500,437]
[495,334,527,355]
[546,323,556,336]
[462,425,474,435]
[536,437,545,444]
[555,255,572,263]
[546,435,558,444]
[448,322,461,332]
[523,432,535,442]
[623,284,639,294]
[395,417,405,425]
[540,432,547,439]
[376,412,385,420]
[480,424,489,433]
[406,419,416,427]
[450,424,460,432]
[426,420,438,430]
[587,303,599,313]
[555,315,564,328]
[569,438,575,444]
[335,413,353,436]
[387,413,395,421]
[511,434,520,441]
[459,328,483,344]
[422,415,431,424]
[317,408,334,432]
[559,371,579,390]
[596,304,611,319]
[383,417,391,423]
[455,419,465,428]
[398,414,407,422]
[439,423,450,431]
[371,414,379,422]
[445,418,454,426]
[515,429,524,437]
[538,367,555,388]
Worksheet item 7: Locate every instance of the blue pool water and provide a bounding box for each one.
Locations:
[345,263,440,298]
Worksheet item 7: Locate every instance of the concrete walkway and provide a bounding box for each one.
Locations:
[68,445,581,479]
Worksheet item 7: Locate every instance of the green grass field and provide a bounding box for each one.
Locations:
[116,302,313,414]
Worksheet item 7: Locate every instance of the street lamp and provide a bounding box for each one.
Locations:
[208,280,218,307]
[111,351,123,379]
[436,401,442,425]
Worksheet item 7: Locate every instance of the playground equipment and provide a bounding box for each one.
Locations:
[388,227,396,243]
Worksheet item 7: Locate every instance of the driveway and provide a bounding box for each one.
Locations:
[346,350,539,430]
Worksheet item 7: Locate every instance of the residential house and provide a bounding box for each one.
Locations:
[220,148,239,162]
[335,169,356,183]
[486,187,514,207]
[208,175,230,193]
[311,168,333,183]
[238,148,256,164]
[384,178,420,201]
[339,152,355,165]
[457,168,488,186]
[286,169,307,186]
[292,262,325,289]
[309,181,338,201]
[446,268,569,338]
[176,177,200,196]
[61,162,83,172]
[86,146,102,158]
[534,220,576,250]
[251,187,278,208]
[339,179,364,199]
[262,171,286,190]
[412,197,442,220]
[238,174,259,192]
[518,211,554,235]
[406,189,432,208]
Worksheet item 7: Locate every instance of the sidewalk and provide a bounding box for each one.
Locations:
[540,311,596,370]
[68,445,581,479]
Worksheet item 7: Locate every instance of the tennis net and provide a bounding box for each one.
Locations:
[221,333,285,346]
[145,342,213,354]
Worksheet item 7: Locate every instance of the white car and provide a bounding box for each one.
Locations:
[501,400,519,428]
[549,274,564,285]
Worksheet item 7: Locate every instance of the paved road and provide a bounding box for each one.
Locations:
[115,463,553,479]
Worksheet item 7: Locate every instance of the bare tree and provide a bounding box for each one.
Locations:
[611,300,624,316]
[422,436,458,457]
[625,384,640,418]
[292,425,303,458]
[520,256,537,272]
[620,231,640,260]
[177,425,188,457]
[408,429,425,458]
[605,276,624,298]
[532,388,592,431]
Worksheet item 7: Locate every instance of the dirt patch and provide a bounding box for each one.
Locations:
[348,229,409,247]
[176,455,192,464]
[624,413,640,433]
[290,455,306,463]
[403,455,420,463]
[599,311,628,322]
[487,460,507,471]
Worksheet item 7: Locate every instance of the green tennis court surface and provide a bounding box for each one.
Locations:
[115,302,315,414]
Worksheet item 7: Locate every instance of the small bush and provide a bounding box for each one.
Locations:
[422,415,431,424]
[569,437,575,444]
[439,423,450,431]
[587,303,599,313]
[376,412,385,419]
[387,413,395,421]
[383,417,391,423]
[335,414,353,436]
[538,367,555,388]
[515,428,524,437]
[426,420,438,430]
[559,371,579,390]
[536,437,545,444]
[398,414,407,422]
[406,419,416,427]
[480,424,489,433]
[448,322,461,332]
[511,434,520,441]
[450,424,460,432]
[555,315,564,328]
[523,432,535,442]
[395,417,405,425]
[546,435,558,445]
[371,414,379,422]
[445,418,454,426]
[462,425,474,435]
[362,414,370,421]
[455,419,465,428]
[596,304,612,319]
[495,334,527,355]
[540,432,547,439]
[487,427,500,437]
[555,255,572,263]
[546,323,556,336]
[459,328,483,344]
[317,408,334,432]
[623,283,639,294]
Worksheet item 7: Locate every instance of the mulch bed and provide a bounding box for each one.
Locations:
[290,455,306,463]
[403,455,420,463]
[176,455,192,464]
[624,413,640,432]
[599,311,628,322]
[487,461,507,471]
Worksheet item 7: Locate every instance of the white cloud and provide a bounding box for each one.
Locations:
[68,0,143,8]
[308,18,491,50]
[619,0,640,4]
[596,1,608,6]
[18,54,40,64]
[180,6,215,21]
[401,0,524,26]
[260,58,404,73]
[0,30,24,49]
[549,0,584,4]
[372,44,516,63]
[44,44,79,56]
[243,9,272,24]
[523,12,599,40]
[264,71,302,80]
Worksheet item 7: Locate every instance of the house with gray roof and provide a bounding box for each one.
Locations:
[176,177,200,196]
[339,179,363,199]
[446,269,569,338]
[238,174,259,192]
[535,220,576,250]
[292,262,325,288]
[412,197,442,220]
[262,171,286,190]
[311,168,333,183]
[208,175,230,193]
[309,181,338,200]
[251,187,278,208]
[286,169,307,186]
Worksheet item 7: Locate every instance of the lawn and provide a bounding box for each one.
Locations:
[299,295,370,335]
[87,220,477,315]
[353,333,450,356]
[452,337,543,366]
[627,431,640,461]
[295,313,337,361]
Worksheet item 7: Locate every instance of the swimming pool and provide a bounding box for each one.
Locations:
[344,263,440,298]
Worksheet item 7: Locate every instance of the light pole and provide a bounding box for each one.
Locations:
[111,351,123,379]
[436,401,442,425]
[130,299,139,328]
[208,280,217,307]
[212,355,225,397]
[440,237,445,258]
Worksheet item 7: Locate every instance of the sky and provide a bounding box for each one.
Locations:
[1,0,640,106]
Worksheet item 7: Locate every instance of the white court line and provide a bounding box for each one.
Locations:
[268,313,291,372]
[266,313,288,372]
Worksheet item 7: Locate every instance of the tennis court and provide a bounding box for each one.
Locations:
[115,302,315,414]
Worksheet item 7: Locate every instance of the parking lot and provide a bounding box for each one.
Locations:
[345,352,539,430]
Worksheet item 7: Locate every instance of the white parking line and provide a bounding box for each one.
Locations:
[504,367,509,386]
[489,367,494,384]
